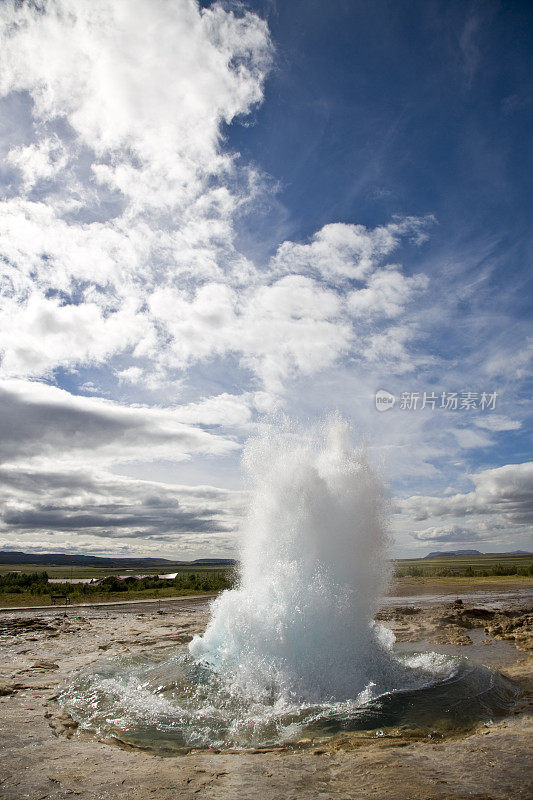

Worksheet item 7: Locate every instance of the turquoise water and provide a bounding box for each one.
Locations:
[59,645,519,753]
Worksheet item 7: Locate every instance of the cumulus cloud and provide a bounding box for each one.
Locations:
[412,525,485,543]
[0,293,147,377]
[0,0,271,198]
[347,269,428,319]
[362,324,430,374]
[271,217,433,284]
[149,275,352,391]
[0,0,430,393]
[404,462,533,525]
[0,0,273,380]
[6,136,69,189]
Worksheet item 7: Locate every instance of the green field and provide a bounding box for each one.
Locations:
[394,552,533,578]
[0,554,531,607]
[1,553,530,580]
[0,562,231,578]
[0,567,236,607]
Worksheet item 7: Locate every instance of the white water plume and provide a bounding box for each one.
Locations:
[189,416,402,703]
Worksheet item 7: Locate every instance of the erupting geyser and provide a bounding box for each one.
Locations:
[189,417,398,703]
[60,417,519,751]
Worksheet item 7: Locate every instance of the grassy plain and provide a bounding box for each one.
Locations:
[0,567,234,607]
[0,562,228,578]
[0,553,530,607]
[395,552,532,577]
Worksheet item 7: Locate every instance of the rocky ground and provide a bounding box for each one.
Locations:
[0,590,531,800]
[376,597,533,650]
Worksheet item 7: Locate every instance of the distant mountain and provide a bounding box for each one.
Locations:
[424,549,483,558]
[424,549,532,558]
[0,551,184,568]
[0,551,237,568]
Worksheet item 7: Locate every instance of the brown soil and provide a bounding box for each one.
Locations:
[389,576,532,596]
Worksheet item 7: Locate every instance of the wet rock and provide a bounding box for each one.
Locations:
[485,613,533,652]
[30,660,59,670]
[0,617,57,637]
[430,625,472,646]
[465,607,493,619]
[45,707,79,739]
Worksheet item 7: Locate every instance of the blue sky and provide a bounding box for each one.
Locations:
[0,0,531,558]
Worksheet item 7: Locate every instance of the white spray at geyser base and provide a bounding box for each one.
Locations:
[189,416,411,705]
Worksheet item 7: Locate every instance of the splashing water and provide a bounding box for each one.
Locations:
[190,416,399,703]
[60,418,519,751]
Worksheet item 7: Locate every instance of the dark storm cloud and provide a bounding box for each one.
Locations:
[3,504,232,534]
[0,461,245,545]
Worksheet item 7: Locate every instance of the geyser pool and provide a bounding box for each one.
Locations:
[59,419,519,751]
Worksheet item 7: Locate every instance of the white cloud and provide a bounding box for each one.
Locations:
[0,198,149,290]
[0,1,432,395]
[0,0,271,200]
[148,276,352,392]
[172,393,253,427]
[0,465,245,556]
[7,136,69,190]
[0,0,275,382]
[0,294,147,377]
[404,461,533,525]
[362,325,428,374]
[483,338,533,380]
[413,525,486,543]
[474,415,521,432]
[117,367,144,385]
[0,379,239,467]
[272,217,433,284]
[347,268,428,319]
[451,426,493,449]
